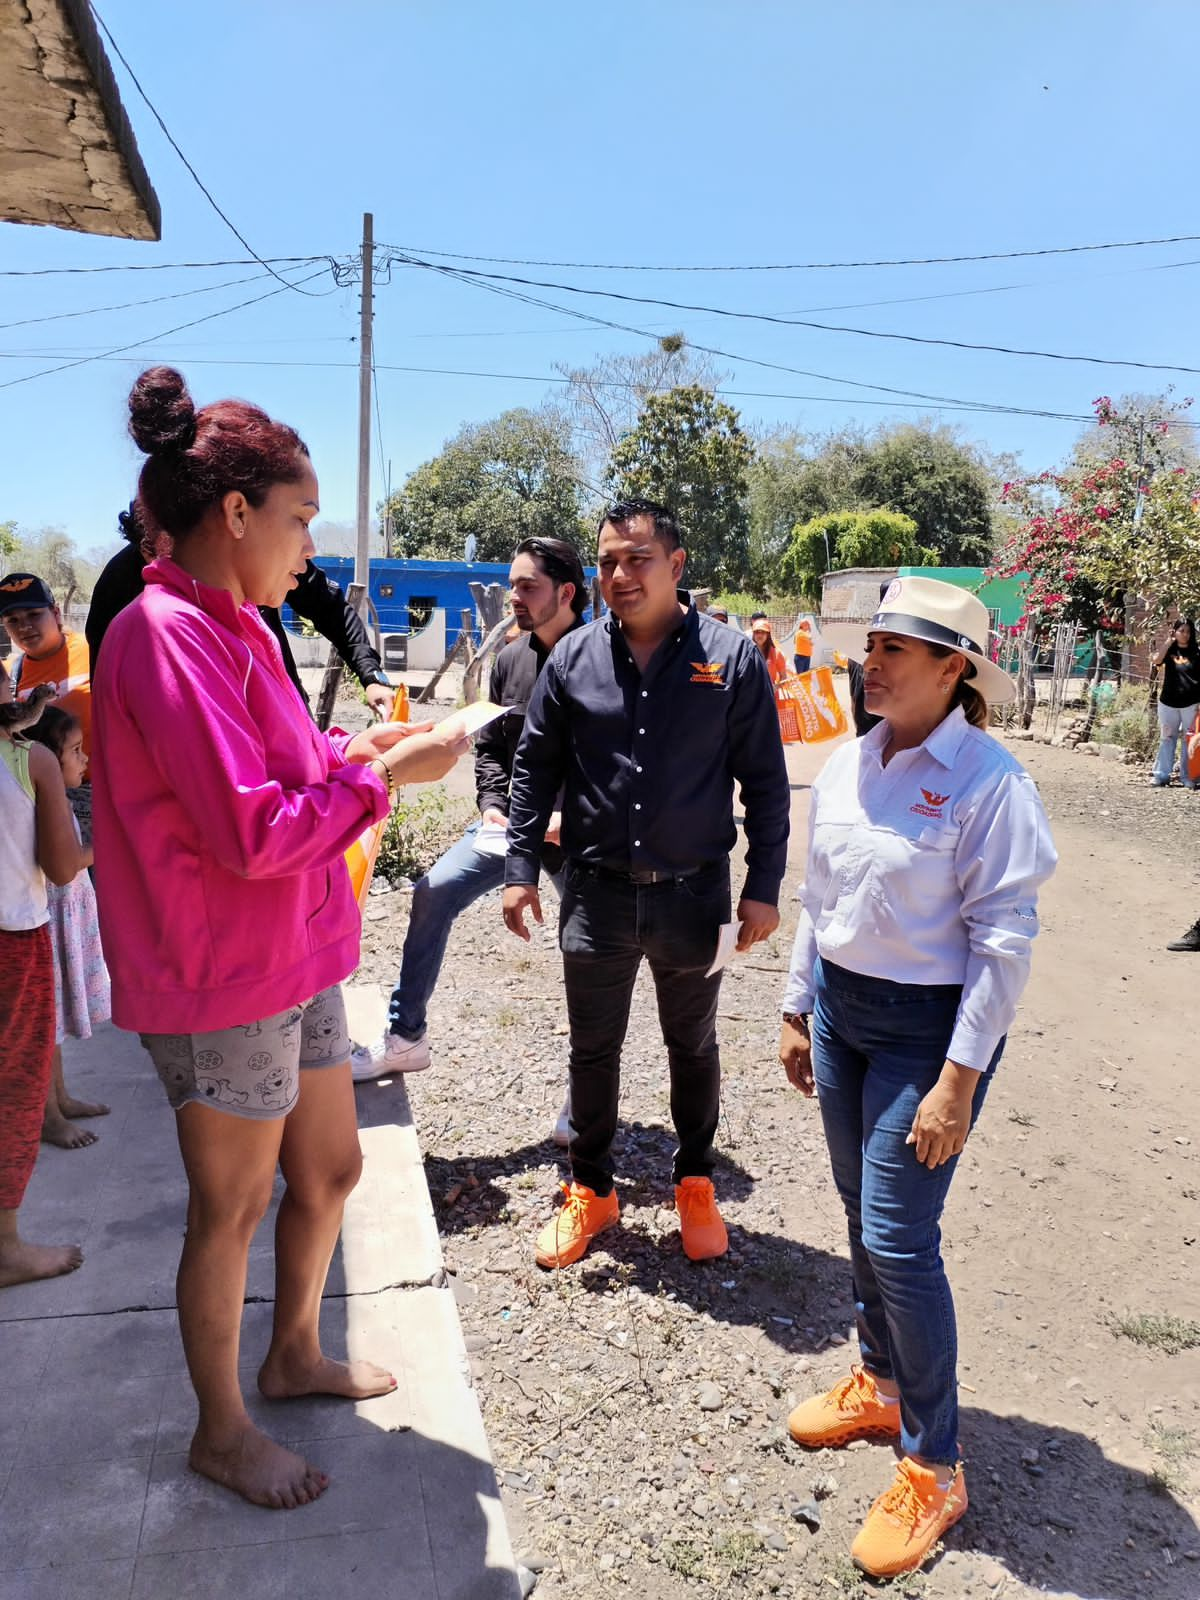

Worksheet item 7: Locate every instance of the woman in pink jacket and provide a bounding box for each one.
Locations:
[92,367,468,1511]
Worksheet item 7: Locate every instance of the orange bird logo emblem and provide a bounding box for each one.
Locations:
[920,788,950,808]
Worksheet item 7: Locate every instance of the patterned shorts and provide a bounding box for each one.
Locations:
[140,985,350,1121]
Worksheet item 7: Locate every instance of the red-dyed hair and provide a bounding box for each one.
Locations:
[129,366,309,540]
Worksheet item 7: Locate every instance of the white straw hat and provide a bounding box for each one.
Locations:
[862,575,1016,704]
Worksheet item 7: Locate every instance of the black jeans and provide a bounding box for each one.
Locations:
[557,859,732,1196]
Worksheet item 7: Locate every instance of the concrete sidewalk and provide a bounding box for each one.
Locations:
[0,990,521,1600]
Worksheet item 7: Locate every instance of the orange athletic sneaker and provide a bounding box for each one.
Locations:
[851,1457,968,1578]
[675,1177,728,1261]
[534,1181,619,1269]
[787,1366,902,1448]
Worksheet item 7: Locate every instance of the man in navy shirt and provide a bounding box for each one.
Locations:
[503,500,790,1269]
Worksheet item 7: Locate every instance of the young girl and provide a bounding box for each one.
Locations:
[0,659,87,1287]
[27,706,111,1148]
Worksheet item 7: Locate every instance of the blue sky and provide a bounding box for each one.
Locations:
[3,0,1197,558]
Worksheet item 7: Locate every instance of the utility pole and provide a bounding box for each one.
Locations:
[354,212,374,598]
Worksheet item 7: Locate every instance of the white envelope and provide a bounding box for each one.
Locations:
[706,920,743,978]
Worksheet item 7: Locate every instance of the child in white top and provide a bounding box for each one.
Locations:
[27,706,111,1148]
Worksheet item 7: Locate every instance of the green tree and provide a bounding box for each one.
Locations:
[781,509,932,597]
[382,409,586,562]
[3,524,91,609]
[746,421,1003,585]
[606,385,753,588]
[852,424,998,566]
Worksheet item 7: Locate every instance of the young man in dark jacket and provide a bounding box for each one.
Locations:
[352,536,586,1130]
[503,501,790,1267]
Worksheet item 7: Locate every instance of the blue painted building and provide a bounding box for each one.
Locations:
[289,556,596,646]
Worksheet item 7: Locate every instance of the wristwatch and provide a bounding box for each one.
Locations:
[782,1011,810,1029]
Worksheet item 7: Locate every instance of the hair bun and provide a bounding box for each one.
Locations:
[128,366,198,455]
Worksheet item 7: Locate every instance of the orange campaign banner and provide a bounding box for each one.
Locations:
[345,813,389,910]
[775,666,848,745]
[1188,710,1200,786]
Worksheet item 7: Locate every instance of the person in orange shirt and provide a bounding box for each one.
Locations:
[0,575,91,757]
[749,615,788,685]
[1,574,92,836]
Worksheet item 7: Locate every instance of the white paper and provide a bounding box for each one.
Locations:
[472,821,509,858]
[706,920,743,978]
[443,700,509,738]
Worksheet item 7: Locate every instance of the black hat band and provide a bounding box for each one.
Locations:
[869,610,984,657]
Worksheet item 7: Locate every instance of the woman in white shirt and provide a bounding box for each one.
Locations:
[777,576,1056,1580]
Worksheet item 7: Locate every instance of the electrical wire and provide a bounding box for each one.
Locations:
[0,257,330,277]
[89,3,338,298]
[391,252,1200,377]
[379,233,1200,272]
[0,347,1107,426]
[0,265,330,391]
[387,251,1110,420]
[0,269,277,332]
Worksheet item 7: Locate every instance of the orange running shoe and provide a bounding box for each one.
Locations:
[675,1177,728,1261]
[534,1181,619,1268]
[851,1457,968,1578]
[787,1366,902,1448]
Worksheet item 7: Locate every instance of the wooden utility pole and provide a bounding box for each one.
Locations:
[354,212,374,597]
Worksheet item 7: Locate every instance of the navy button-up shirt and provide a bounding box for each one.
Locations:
[505,602,790,905]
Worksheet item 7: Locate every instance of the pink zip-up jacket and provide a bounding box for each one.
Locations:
[91,558,388,1034]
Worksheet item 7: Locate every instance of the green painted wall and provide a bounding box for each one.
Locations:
[898,565,1027,627]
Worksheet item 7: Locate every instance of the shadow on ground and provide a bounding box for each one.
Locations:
[943,1405,1200,1599]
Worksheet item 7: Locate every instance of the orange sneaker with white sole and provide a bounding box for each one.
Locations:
[675,1177,728,1261]
[851,1457,968,1578]
[534,1181,619,1269]
[786,1365,902,1447]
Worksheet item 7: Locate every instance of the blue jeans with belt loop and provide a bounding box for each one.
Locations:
[811,957,1002,1467]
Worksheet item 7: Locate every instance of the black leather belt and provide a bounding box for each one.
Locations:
[576,860,711,886]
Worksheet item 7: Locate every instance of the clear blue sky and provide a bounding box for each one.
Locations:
[3,0,1197,559]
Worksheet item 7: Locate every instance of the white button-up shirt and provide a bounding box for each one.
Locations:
[782,707,1057,1070]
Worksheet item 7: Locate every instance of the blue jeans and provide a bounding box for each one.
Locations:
[1153,702,1199,787]
[557,859,731,1195]
[811,958,1001,1466]
[387,822,561,1039]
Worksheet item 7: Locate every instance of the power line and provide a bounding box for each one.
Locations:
[0,265,330,392]
[392,252,1200,376]
[0,257,329,277]
[0,347,1109,425]
[388,252,1115,420]
[379,233,1200,273]
[89,4,338,299]
[0,269,277,332]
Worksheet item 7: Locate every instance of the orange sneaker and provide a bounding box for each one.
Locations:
[675,1177,728,1261]
[851,1457,968,1578]
[786,1366,902,1447]
[534,1181,619,1268]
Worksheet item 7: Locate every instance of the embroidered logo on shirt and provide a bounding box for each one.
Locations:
[911,787,951,818]
[690,661,725,685]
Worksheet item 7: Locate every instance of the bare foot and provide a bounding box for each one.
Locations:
[0,1239,84,1288]
[188,1421,328,1510]
[41,1111,98,1149]
[258,1353,397,1401]
[60,1095,109,1119]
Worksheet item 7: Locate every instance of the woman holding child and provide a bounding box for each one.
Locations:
[92,367,469,1509]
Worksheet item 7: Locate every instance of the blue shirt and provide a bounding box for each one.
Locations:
[505,601,790,905]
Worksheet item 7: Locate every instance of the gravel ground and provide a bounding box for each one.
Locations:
[348,689,1200,1600]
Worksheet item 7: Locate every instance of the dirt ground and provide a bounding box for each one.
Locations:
[353,701,1200,1600]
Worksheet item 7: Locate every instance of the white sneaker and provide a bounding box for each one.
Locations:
[351,1031,431,1082]
[551,1099,571,1148]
